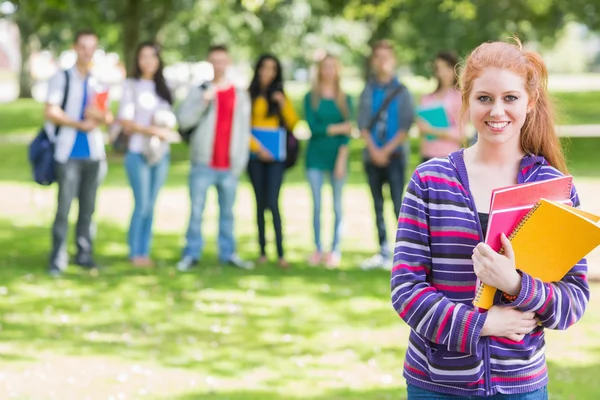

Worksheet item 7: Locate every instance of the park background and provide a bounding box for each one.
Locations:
[1,0,600,398]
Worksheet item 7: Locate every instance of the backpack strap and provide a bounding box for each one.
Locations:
[367,84,404,132]
[54,70,71,137]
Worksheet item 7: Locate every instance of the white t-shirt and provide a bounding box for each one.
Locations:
[117,78,174,153]
[44,68,106,163]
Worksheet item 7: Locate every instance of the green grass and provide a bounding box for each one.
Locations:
[0,196,599,398]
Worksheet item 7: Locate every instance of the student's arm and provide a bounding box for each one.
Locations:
[357,87,378,152]
[280,94,300,131]
[391,169,487,355]
[176,85,211,132]
[382,88,414,156]
[44,72,82,130]
[502,185,590,330]
[238,90,251,170]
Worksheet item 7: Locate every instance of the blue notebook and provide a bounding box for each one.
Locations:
[250,127,287,161]
[417,104,451,141]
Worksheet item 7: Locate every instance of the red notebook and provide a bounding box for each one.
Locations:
[473,175,574,309]
[94,90,109,112]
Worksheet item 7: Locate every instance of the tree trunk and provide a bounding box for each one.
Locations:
[18,29,32,98]
[123,0,142,77]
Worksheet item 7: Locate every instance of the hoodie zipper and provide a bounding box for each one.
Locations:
[451,150,493,396]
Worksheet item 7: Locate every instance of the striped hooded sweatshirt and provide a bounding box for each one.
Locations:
[391,149,590,397]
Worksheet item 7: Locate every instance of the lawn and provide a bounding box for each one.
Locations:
[0,179,599,398]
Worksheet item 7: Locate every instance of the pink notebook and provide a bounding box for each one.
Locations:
[485,175,574,251]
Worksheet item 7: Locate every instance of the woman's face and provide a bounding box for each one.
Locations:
[320,57,338,83]
[259,58,278,87]
[138,46,160,78]
[434,58,455,88]
[468,67,530,147]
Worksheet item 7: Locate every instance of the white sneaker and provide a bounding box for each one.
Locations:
[360,254,390,270]
[227,255,254,270]
[177,256,197,272]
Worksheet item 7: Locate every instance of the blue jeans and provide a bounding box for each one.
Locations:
[183,164,238,262]
[407,385,548,399]
[247,160,286,258]
[125,152,169,258]
[363,152,406,259]
[306,168,345,254]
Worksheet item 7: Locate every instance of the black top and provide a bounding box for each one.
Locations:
[478,212,489,239]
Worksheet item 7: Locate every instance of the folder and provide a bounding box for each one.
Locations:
[94,90,109,112]
[416,104,450,141]
[473,176,574,309]
[250,127,287,161]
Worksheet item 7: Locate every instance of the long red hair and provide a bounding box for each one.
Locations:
[458,38,568,174]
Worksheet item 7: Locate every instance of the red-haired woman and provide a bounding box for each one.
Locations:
[392,39,588,399]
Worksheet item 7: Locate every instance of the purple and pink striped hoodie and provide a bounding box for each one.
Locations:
[391,149,589,396]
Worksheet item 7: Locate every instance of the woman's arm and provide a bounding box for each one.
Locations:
[392,169,487,356]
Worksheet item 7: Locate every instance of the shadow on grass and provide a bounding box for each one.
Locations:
[0,218,400,377]
[174,386,407,400]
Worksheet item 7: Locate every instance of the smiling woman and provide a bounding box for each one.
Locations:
[392,38,589,400]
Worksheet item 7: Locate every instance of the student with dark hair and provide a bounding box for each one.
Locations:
[417,50,467,163]
[176,44,253,271]
[247,53,299,268]
[117,41,178,267]
[44,29,113,275]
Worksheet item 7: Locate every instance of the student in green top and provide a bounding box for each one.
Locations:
[304,54,353,268]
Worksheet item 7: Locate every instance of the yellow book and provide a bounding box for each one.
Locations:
[473,199,600,309]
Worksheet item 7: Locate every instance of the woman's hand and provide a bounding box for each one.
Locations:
[481,306,539,342]
[272,91,286,107]
[417,118,433,134]
[257,147,274,162]
[472,233,522,296]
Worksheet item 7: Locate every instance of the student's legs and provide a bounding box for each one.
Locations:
[75,159,104,266]
[140,154,170,257]
[387,155,406,221]
[265,161,286,259]
[329,170,345,255]
[50,159,82,270]
[247,160,267,257]
[183,164,215,260]
[306,168,324,253]
[364,160,388,258]
[125,152,150,259]
[215,170,239,262]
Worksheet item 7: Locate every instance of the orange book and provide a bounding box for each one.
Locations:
[474,198,600,309]
[94,90,109,112]
[474,176,573,309]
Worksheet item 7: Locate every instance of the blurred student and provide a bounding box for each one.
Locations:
[417,50,467,163]
[117,41,178,267]
[44,29,113,276]
[357,40,415,270]
[303,55,353,268]
[247,54,299,268]
[176,44,253,271]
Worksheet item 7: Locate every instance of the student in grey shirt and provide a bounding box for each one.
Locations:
[44,29,113,275]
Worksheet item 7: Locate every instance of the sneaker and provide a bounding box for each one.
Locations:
[48,264,63,277]
[75,253,97,269]
[227,255,254,270]
[325,252,341,269]
[307,251,323,266]
[360,254,390,270]
[177,256,197,272]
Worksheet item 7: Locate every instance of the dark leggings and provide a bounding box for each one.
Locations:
[247,160,286,258]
